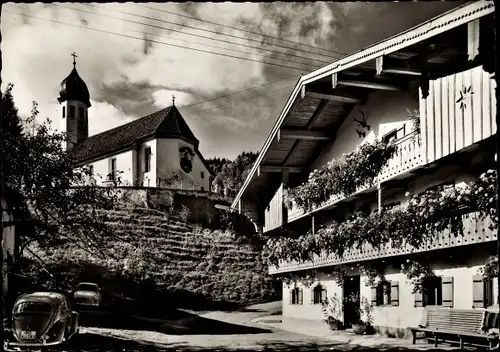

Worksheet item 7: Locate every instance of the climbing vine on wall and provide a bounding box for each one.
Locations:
[264,169,498,268]
[283,140,397,212]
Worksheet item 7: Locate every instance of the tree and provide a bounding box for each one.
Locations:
[1,83,120,261]
[207,152,259,195]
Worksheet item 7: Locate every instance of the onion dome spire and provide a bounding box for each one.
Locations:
[57,52,91,108]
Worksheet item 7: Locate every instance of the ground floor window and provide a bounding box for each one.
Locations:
[474,275,495,308]
[312,284,327,305]
[424,276,443,306]
[290,287,303,305]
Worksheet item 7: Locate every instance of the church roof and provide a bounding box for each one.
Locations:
[57,66,91,108]
[70,105,199,163]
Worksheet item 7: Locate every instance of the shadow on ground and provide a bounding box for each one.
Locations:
[78,309,271,335]
[64,334,461,352]
[65,332,188,351]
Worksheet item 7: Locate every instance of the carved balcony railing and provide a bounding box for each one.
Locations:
[378,131,424,182]
[282,134,424,225]
[269,212,496,274]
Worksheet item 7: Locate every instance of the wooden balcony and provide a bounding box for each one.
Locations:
[420,65,496,164]
[264,183,285,233]
[283,134,424,224]
[269,212,497,274]
[378,131,425,182]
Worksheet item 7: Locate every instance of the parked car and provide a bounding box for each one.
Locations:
[5,292,79,351]
[73,282,102,307]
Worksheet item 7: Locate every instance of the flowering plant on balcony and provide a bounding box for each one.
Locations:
[283,141,397,212]
[400,259,435,294]
[263,169,498,269]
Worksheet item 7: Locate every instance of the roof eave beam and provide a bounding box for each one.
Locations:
[331,72,402,91]
[260,165,306,173]
[376,56,421,76]
[303,90,363,104]
[279,128,332,141]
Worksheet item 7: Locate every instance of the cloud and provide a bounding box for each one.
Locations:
[152,89,196,108]
[2,1,466,160]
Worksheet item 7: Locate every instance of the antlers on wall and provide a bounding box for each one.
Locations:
[353,110,370,138]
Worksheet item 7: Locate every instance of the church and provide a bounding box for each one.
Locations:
[57,55,212,191]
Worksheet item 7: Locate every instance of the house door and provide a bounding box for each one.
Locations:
[343,275,360,328]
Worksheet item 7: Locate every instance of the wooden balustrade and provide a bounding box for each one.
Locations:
[269,212,497,274]
[378,132,425,182]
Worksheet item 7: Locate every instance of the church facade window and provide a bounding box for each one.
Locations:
[69,105,75,118]
[144,147,152,173]
[201,171,205,179]
[109,158,117,181]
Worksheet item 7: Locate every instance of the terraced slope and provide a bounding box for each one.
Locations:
[30,206,277,308]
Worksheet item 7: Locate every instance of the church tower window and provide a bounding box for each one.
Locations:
[62,106,66,118]
[144,147,152,173]
[79,107,84,119]
[69,105,75,118]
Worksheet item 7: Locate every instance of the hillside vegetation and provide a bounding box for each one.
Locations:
[207,151,259,196]
[23,205,278,313]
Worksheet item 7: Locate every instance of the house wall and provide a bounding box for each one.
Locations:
[359,251,499,338]
[312,82,420,171]
[283,248,498,336]
[283,271,344,320]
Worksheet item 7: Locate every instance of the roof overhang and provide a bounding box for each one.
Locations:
[231,1,494,212]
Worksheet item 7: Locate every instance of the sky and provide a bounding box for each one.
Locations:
[1,1,465,160]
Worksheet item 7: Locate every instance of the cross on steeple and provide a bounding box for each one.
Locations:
[172,94,176,106]
[71,52,78,67]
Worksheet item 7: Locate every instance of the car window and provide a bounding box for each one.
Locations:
[76,284,98,292]
[15,302,52,315]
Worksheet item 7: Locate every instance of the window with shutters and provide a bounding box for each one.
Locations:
[290,287,303,305]
[312,284,327,305]
[422,276,443,306]
[371,281,395,306]
[473,275,494,308]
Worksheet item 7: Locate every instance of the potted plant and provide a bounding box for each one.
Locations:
[321,293,344,330]
[346,293,374,335]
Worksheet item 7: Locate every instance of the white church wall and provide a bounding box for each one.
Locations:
[178,140,210,191]
[156,139,181,187]
[89,149,135,186]
[138,139,158,187]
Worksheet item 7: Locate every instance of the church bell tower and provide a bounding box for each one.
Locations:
[57,52,91,149]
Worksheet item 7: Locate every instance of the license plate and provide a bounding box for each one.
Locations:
[20,331,36,339]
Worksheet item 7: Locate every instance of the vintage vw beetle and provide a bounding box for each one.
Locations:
[5,292,79,351]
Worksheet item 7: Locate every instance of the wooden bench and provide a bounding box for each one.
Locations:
[409,308,498,349]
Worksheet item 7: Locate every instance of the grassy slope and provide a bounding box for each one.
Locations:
[28,206,278,311]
